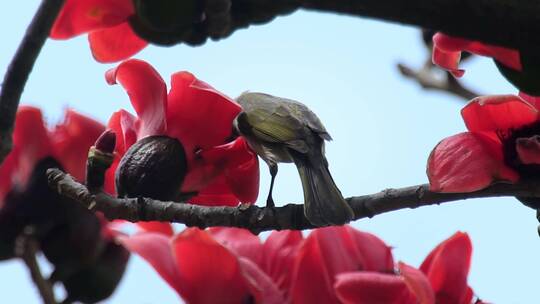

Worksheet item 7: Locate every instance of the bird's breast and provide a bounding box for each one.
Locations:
[245,138,293,165]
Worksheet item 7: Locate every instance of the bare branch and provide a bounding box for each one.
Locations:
[0,0,66,164]
[47,168,538,232]
[16,228,57,304]
[397,62,480,101]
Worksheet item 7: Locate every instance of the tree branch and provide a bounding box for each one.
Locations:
[16,228,57,304]
[0,0,65,164]
[397,61,479,101]
[145,1,539,52]
[300,0,540,51]
[47,168,538,232]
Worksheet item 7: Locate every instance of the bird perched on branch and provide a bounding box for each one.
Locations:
[233,92,354,226]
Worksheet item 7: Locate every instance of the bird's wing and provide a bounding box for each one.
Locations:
[238,92,330,150]
[284,99,332,141]
[245,106,305,142]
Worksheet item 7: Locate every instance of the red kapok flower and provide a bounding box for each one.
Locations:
[122,224,485,303]
[426,94,540,192]
[290,225,395,303]
[207,227,304,300]
[432,32,521,77]
[0,106,105,204]
[334,262,432,304]
[105,59,259,206]
[333,231,481,304]
[420,232,474,304]
[51,0,147,62]
[0,106,107,266]
[119,228,285,304]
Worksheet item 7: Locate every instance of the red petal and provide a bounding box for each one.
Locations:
[105,110,138,195]
[107,111,124,154]
[433,33,521,77]
[238,257,286,304]
[201,137,260,203]
[88,23,148,63]
[166,71,241,156]
[136,222,174,236]
[291,229,337,304]
[167,72,243,195]
[399,262,435,304]
[208,227,263,266]
[519,92,540,110]
[432,43,464,78]
[420,232,473,304]
[106,59,167,137]
[345,226,394,272]
[334,272,416,304]
[172,228,251,303]
[200,137,255,169]
[114,109,138,153]
[313,227,363,277]
[188,175,240,206]
[224,139,260,203]
[427,132,519,192]
[51,109,105,181]
[118,232,182,295]
[263,230,304,294]
[12,107,53,188]
[104,157,119,195]
[291,226,395,304]
[51,0,133,39]
[461,95,538,132]
[0,152,17,205]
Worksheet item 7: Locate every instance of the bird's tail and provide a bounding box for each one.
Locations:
[293,154,354,226]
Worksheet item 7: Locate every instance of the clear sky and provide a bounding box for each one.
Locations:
[1,2,537,303]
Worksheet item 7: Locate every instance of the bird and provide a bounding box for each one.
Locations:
[233,92,354,226]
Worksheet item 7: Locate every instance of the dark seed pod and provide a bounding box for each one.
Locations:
[116,135,187,201]
[41,204,104,282]
[61,241,130,304]
[0,158,65,260]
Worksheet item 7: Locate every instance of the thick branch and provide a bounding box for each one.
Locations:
[0,0,65,164]
[47,168,538,232]
[145,1,539,52]
[300,0,540,51]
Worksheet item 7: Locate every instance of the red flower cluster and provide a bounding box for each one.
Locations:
[121,224,481,304]
[0,106,129,303]
[51,0,147,62]
[431,32,521,77]
[104,59,259,205]
[427,93,540,192]
[0,106,104,201]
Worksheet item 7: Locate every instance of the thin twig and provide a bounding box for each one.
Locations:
[0,0,66,164]
[397,62,479,101]
[16,228,57,304]
[47,168,538,232]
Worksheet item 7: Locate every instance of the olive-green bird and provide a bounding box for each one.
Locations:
[233,92,354,226]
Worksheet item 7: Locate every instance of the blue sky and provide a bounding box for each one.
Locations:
[0,2,537,303]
